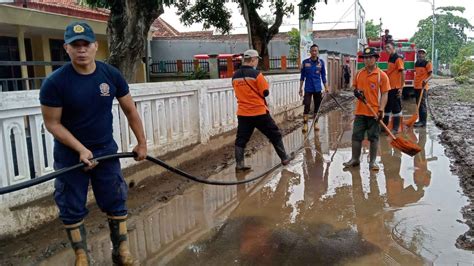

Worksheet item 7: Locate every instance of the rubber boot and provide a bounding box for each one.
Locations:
[382,116,390,127]
[108,216,135,266]
[235,146,251,172]
[414,111,427,127]
[313,114,320,131]
[369,140,380,171]
[391,116,400,135]
[343,141,362,168]
[65,221,89,266]
[302,114,309,133]
[273,139,292,165]
[382,116,390,134]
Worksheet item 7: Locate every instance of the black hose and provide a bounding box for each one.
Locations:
[0,152,286,195]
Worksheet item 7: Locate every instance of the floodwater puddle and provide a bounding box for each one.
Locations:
[40,108,473,266]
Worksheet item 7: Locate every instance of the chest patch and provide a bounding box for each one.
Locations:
[99,83,110,96]
[305,63,311,67]
[370,83,377,90]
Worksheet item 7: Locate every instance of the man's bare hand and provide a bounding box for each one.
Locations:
[299,89,303,97]
[79,148,97,171]
[133,143,147,161]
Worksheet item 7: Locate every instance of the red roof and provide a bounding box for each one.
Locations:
[9,0,109,21]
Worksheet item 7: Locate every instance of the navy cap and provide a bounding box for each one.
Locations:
[360,47,379,58]
[64,22,96,44]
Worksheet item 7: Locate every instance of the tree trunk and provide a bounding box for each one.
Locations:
[107,0,163,83]
[239,0,285,70]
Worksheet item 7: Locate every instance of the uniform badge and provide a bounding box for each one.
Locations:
[73,25,85,33]
[99,83,110,96]
[304,63,311,67]
[370,83,376,89]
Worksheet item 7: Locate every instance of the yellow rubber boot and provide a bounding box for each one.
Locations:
[108,216,135,266]
[65,221,89,266]
[302,114,309,133]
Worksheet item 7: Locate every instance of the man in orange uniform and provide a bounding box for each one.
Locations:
[343,47,389,171]
[413,48,433,127]
[384,42,405,134]
[232,49,292,172]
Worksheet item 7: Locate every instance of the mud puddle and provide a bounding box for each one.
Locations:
[37,106,472,265]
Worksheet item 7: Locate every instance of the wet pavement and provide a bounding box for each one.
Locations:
[40,106,473,265]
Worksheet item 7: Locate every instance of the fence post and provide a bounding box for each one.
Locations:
[226,58,234,78]
[197,84,210,143]
[177,60,183,73]
[193,59,199,71]
[297,55,301,69]
[281,56,287,71]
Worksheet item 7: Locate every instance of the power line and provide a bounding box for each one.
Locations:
[330,1,356,30]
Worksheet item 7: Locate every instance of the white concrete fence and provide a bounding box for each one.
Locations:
[0,74,301,208]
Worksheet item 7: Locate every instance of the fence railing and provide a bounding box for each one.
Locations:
[0,77,46,91]
[150,60,210,74]
[0,74,301,212]
[0,61,68,91]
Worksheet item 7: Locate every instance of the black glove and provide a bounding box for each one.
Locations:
[354,89,364,100]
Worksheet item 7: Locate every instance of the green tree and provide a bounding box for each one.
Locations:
[288,28,300,58]
[84,0,172,82]
[452,42,474,82]
[365,19,381,40]
[411,6,473,64]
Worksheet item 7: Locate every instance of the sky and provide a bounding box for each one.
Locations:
[160,0,474,39]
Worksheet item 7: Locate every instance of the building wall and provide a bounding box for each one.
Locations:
[150,37,358,61]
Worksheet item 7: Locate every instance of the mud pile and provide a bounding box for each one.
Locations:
[428,79,474,250]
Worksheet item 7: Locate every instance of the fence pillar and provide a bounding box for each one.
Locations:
[193,59,199,71]
[208,55,219,79]
[226,58,234,78]
[197,85,210,143]
[177,60,183,73]
[281,56,287,71]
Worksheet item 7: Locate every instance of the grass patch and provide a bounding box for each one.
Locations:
[455,85,474,103]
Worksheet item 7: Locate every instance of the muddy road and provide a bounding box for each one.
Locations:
[0,91,473,265]
[427,79,474,250]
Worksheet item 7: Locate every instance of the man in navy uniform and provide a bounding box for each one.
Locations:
[40,22,147,265]
[299,44,328,132]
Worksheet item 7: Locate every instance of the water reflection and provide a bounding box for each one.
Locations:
[40,110,471,265]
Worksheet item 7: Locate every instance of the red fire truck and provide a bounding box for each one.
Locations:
[357,39,417,96]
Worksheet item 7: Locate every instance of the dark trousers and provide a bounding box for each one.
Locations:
[384,89,402,117]
[414,89,428,122]
[236,113,283,148]
[352,115,381,142]
[303,92,323,115]
[53,140,128,225]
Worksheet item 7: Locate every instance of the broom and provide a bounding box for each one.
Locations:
[358,94,422,156]
[404,84,426,127]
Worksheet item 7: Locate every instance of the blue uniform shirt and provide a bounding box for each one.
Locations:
[40,61,129,149]
[300,57,327,93]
